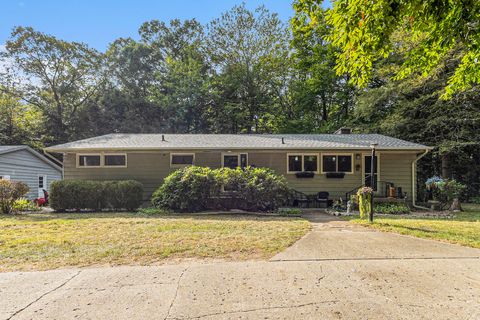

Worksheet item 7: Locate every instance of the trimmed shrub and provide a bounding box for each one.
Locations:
[0,180,29,214]
[104,180,144,211]
[50,180,143,211]
[151,166,290,212]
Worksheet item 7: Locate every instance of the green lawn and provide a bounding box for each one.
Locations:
[0,213,310,272]
[350,203,480,248]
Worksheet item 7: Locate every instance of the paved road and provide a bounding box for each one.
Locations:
[1,214,479,320]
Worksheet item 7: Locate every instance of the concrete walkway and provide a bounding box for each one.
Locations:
[1,214,480,320]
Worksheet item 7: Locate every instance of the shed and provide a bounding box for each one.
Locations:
[0,146,63,199]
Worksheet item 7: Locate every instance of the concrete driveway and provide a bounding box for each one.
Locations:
[1,214,480,320]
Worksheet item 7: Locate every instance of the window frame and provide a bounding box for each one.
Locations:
[286,153,320,174]
[38,175,45,189]
[77,153,102,168]
[221,152,248,169]
[170,153,195,168]
[320,153,354,174]
[104,153,128,168]
[76,153,128,168]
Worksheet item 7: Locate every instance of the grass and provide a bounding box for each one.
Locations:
[350,203,480,248]
[0,212,310,272]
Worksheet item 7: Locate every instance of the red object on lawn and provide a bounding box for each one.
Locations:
[34,190,49,207]
[35,197,47,206]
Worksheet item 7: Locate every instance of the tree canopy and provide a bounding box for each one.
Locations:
[320,0,480,98]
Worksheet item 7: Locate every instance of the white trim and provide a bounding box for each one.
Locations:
[320,153,354,174]
[221,152,248,168]
[286,153,320,174]
[170,153,195,168]
[37,174,47,198]
[76,153,102,168]
[104,153,128,168]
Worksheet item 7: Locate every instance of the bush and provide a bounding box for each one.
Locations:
[151,166,290,212]
[151,166,221,212]
[13,197,40,212]
[374,202,410,215]
[104,180,144,211]
[0,180,29,214]
[50,180,143,211]
[426,176,467,208]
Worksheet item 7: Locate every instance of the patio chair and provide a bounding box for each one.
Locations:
[292,190,312,208]
[316,191,330,208]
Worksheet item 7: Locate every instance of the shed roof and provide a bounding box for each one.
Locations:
[0,145,63,171]
[45,134,432,152]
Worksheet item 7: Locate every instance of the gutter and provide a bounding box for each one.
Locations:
[412,149,431,210]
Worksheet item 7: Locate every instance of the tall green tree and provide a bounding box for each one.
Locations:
[140,19,212,133]
[287,0,355,133]
[0,92,44,147]
[205,4,291,133]
[0,27,104,143]
[324,0,480,98]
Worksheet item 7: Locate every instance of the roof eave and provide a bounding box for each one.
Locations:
[45,146,433,153]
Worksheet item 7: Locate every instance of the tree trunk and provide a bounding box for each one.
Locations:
[321,93,328,121]
[449,198,462,211]
[441,154,450,178]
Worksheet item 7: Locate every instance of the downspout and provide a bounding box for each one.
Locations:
[412,149,430,210]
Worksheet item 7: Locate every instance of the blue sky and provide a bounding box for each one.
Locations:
[0,0,329,51]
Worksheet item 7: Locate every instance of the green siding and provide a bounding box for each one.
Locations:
[380,152,416,199]
[63,150,418,202]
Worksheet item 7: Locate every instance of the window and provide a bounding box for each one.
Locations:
[78,153,128,168]
[288,155,302,172]
[78,155,101,167]
[171,153,194,166]
[0,175,10,180]
[104,154,127,167]
[287,154,319,173]
[322,156,337,172]
[38,176,44,188]
[338,155,352,172]
[222,153,248,169]
[321,154,353,173]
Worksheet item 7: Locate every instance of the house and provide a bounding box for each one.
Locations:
[44,131,432,206]
[0,146,63,199]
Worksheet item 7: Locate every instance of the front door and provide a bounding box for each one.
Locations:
[364,156,378,190]
[38,175,47,198]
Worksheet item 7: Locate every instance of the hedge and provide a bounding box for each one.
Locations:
[50,180,143,211]
[151,166,290,212]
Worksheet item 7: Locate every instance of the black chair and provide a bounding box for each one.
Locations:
[292,190,311,208]
[316,191,330,208]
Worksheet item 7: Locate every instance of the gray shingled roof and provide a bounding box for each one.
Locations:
[0,145,63,170]
[45,134,431,152]
[0,145,26,155]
